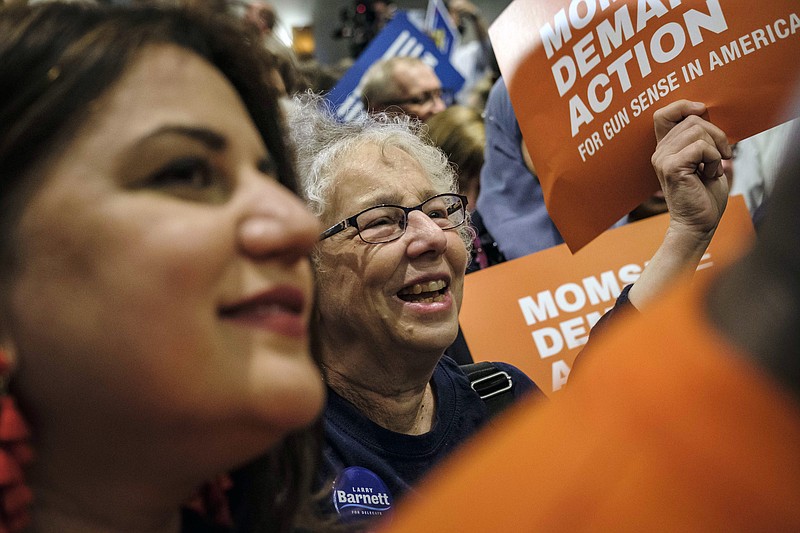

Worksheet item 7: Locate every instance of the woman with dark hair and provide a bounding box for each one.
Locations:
[0,3,328,531]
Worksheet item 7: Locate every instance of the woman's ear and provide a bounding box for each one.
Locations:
[0,295,16,365]
[0,333,18,372]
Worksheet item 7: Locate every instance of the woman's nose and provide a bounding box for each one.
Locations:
[237,179,320,264]
[404,210,448,258]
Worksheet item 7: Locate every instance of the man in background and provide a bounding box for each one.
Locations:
[360,56,448,121]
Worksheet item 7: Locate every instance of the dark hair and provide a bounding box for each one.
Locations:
[0,3,323,531]
[0,1,295,282]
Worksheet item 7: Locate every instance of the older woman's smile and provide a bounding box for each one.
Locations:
[397,278,449,303]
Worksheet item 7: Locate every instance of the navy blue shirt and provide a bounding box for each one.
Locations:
[320,356,542,509]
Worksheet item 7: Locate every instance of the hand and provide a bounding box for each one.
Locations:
[626,101,732,310]
[651,100,732,242]
[448,0,480,19]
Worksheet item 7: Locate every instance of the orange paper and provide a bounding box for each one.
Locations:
[489,0,800,250]
[459,195,754,396]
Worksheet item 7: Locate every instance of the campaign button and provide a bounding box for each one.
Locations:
[332,466,393,522]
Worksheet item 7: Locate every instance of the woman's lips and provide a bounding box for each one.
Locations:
[219,286,307,339]
[397,279,448,302]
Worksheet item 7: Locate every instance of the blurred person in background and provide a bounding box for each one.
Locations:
[361,56,448,121]
[476,77,564,259]
[445,0,499,107]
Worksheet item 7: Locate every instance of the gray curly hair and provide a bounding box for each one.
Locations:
[286,93,473,249]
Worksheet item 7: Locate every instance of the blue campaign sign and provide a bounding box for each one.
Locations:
[326,11,465,122]
[425,0,460,57]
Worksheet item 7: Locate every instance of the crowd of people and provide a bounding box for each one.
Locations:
[0,0,797,532]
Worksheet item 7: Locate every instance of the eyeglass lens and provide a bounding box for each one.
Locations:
[356,194,465,243]
[418,88,442,105]
[396,88,453,107]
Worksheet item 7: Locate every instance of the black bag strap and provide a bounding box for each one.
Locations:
[460,361,515,419]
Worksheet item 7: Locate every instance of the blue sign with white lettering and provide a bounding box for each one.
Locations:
[326,11,465,122]
[426,0,460,57]
[332,466,393,522]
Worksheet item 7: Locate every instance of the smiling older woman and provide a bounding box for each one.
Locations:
[290,97,541,514]
[289,94,731,523]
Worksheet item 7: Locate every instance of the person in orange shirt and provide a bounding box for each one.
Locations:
[379,116,800,531]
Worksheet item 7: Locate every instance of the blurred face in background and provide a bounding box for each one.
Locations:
[390,61,447,121]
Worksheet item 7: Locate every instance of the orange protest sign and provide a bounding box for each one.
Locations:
[459,195,754,396]
[489,0,800,251]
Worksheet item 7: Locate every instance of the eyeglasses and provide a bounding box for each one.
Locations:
[320,193,468,244]
[385,87,454,107]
